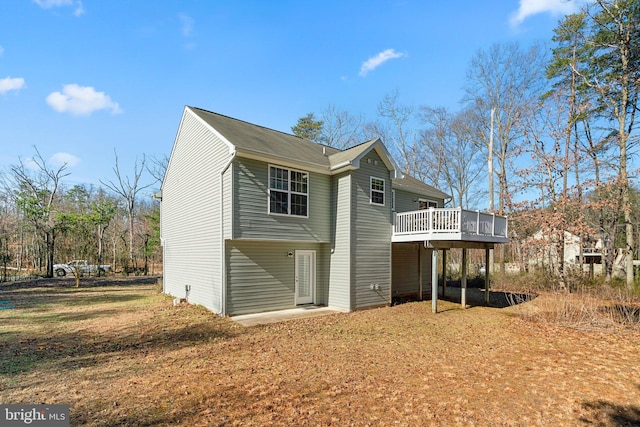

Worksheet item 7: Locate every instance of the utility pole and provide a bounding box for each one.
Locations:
[488,107,494,212]
[488,108,495,273]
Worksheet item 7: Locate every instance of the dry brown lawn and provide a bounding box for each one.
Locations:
[1,277,639,426]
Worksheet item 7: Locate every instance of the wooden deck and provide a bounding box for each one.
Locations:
[392,208,509,245]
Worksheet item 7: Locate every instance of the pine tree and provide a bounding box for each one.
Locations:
[291,113,324,143]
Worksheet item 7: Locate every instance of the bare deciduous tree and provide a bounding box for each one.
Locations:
[146,154,169,186]
[464,42,548,215]
[101,151,153,273]
[9,148,69,277]
[375,90,417,174]
[418,107,485,208]
[319,104,365,150]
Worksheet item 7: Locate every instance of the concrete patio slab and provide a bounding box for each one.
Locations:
[231,306,348,327]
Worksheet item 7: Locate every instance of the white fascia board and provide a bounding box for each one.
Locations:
[162,107,190,190]
[351,139,397,173]
[372,141,398,172]
[329,161,358,173]
[391,183,449,200]
[185,106,236,154]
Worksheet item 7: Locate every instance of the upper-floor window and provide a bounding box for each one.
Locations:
[370,177,385,206]
[419,199,438,209]
[269,165,308,216]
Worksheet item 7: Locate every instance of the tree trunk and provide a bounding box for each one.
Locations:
[45,231,55,278]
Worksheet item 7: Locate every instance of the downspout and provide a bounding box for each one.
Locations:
[220,149,236,316]
[153,190,164,293]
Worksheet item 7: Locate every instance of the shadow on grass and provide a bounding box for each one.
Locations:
[2,289,149,313]
[0,278,237,377]
[33,308,121,322]
[0,275,159,291]
[580,399,640,426]
[393,288,536,309]
[1,317,236,376]
[1,278,159,310]
[604,303,640,326]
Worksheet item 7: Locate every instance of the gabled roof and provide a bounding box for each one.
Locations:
[189,106,340,170]
[393,173,451,200]
[186,106,447,199]
[328,138,396,173]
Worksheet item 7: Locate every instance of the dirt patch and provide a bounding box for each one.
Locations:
[1,277,639,426]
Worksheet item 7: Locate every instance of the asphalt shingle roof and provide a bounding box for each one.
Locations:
[190,107,339,168]
[393,174,450,199]
[188,106,450,200]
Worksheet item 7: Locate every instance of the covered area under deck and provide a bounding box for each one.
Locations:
[392,208,509,312]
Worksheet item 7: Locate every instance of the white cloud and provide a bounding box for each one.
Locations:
[50,152,80,167]
[0,77,26,94]
[359,49,406,77]
[179,13,194,37]
[34,0,73,7]
[0,46,4,56]
[510,0,587,27]
[22,152,80,171]
[34,0,85,16]
[24,157,41,172]
[73,1,85,16]
[46,84,122,116]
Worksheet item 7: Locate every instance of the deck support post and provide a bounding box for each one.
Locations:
[441,249,447,297]
[461,248,467,309]
[418,244,423,301]
[431,249,438,313]
[484,248,490,304]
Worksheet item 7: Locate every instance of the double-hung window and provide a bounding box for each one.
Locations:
[269,165,308,216]
[419,199,438,210]
[370,177,385,205]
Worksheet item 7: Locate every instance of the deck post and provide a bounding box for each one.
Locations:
[431,249,438,313]
[418,244,423,301]
[461,248,467,309]
[492,213,496,236]
[484,248,490,304]
[441,249,447,297]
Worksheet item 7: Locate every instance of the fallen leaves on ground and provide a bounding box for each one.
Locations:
[1,277,639,426]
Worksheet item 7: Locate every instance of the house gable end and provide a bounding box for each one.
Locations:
[186,107,236,153]
[328,139,397,175]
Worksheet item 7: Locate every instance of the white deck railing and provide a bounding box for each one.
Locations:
[393,208,508,239]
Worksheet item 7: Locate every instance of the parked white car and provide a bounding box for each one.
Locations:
[53,260,111,277]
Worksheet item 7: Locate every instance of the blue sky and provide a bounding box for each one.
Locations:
[0,0,587,189]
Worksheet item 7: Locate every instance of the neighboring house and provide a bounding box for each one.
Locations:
[529,230,603,270]
[159,106,509,316]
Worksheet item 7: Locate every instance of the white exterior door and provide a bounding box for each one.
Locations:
[295,250,315,305]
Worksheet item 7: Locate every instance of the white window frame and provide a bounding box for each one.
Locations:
[268,164,309,217]
[370,176,385,206]
[419,198,438,210]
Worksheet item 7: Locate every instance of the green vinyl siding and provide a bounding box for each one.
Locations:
[352,151,392,309]
[222,164,233,240]
[328,173,353,310]
[394,189,419,213]
[394,188,444,213]
[392,243,420,297]
[233,157,331,242]
[226,240,329,315]
[391,243,433,298]
[161,109,232,313]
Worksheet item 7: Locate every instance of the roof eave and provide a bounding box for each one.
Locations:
[235,148,332,175]
[329,160,359,173]
[392,182,451,200]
